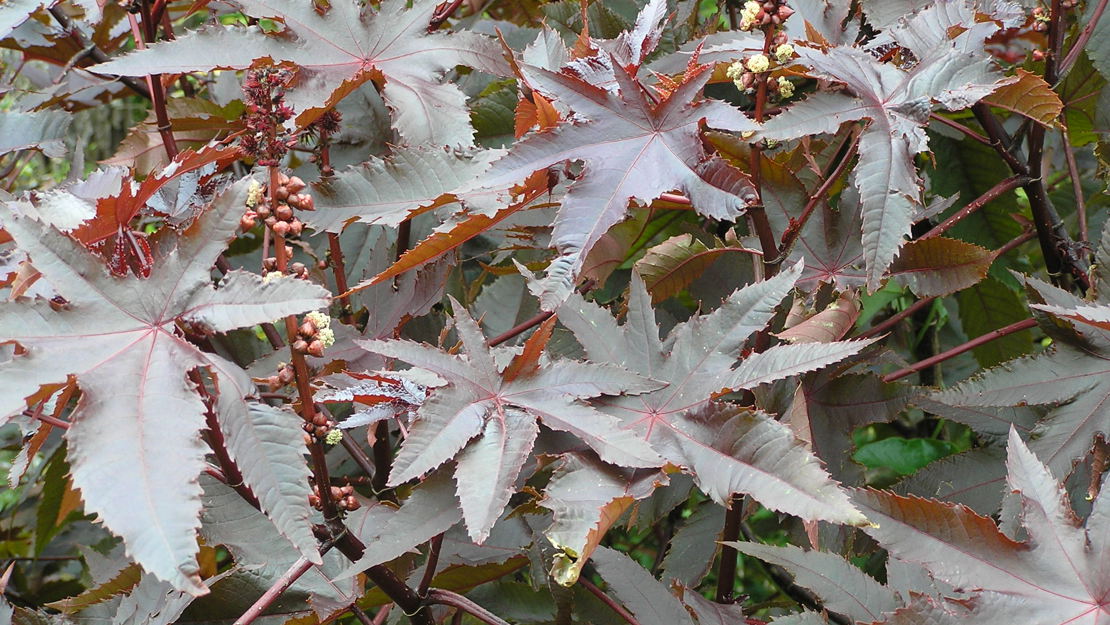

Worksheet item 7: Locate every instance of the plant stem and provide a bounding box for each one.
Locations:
[972,101,1088,289]
[233,556,316,625]
[856,296,937,340]
[1059,124,1087,243]
[883,318,1038,382]
[47,7,151,99]
[772,128,860,263]
[489,310,555,346]
[716,494,744,602]
[737,524,852,625]
[426,589,512,625]
[578,577,641,625]
[340,433,378,480]
[970,103,1028,176]
[920,175,1028,239]
[429,0,466,29]
[993,227,1038,259]
[1058,0,1109,77]
[137,0,178,160]
[20,409,70,430]
[370,427,396,503]
[327,233,354,324]
[929,113,991,145]
[370,218,416,499]
[190,370,260,509]
[348,605,374,625]
[418,534,444,596]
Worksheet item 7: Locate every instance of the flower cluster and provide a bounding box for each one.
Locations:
[292,310,333,357]
[774,43,795,63]
[1031,7,1050,31]
[302,410,339,443]
[240,172,314,237]
[725,37,796,100]
[241,68,297,166]
[265,363,296,392]
[738,0,794,31]
[305,109,343,177]
[309,483,360,512]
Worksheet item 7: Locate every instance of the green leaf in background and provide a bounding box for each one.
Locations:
[853,437,957,476]
[956,277,1033,367]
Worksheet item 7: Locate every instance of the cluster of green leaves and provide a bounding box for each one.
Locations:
[1,0,1109,624]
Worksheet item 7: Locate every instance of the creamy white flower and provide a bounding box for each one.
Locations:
[325,429,343,445]
[246,179,264,208]
[746,54,770,73]
[774,43,795,63]
[777,76,795,99]
[305,310,331,330]
[318,327,335,349]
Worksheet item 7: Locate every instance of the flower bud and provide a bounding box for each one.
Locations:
[286,176,307,194]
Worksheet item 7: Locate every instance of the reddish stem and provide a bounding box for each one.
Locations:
[929,113,991,145]
[882,318,1038,382]
[21,409,70,430]
[417,534,444,596]
[1059,124,1088,243]
[327,233,354,324]
[920,174,1028,240]
[856,296,938,340]
[426,589,511,625]
[137,0,178,160]
[489,310,555,347]
[233,556,316,625]
[1059,0,1110,77]
[772,129,861,263]
[579,578,641,625]
[190,370,260,509]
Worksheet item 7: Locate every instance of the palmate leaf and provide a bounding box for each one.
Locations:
[191,476,357,622]
[760,1,1010,290]
[308,147,503,233]
[557,263,871,525]
[591,547,695,625]
[90,0,510,146]
[0,109,70,158]
[358,298,662,542]
[468,1,757,307]
[0,179,329,594]
[543,453,666,586]
[931,264,1110,478]
[853,429,1110,625]
[725,542,900,624]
